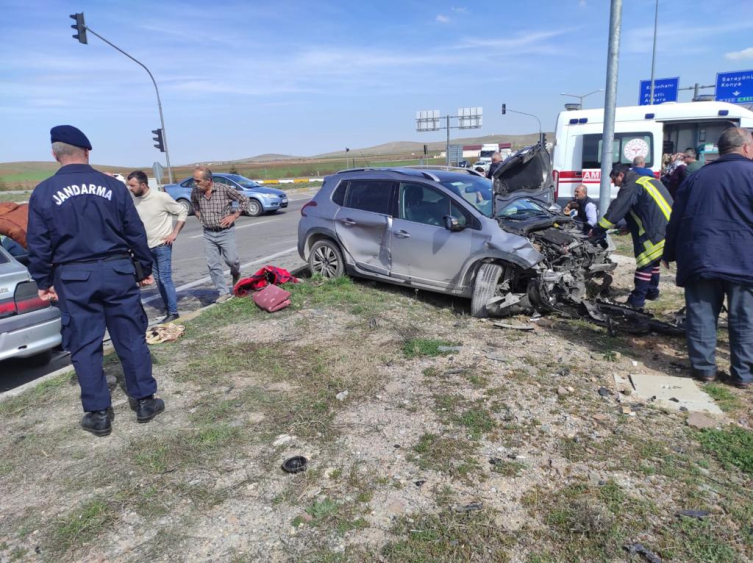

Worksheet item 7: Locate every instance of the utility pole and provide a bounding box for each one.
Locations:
[649,0,659,105]
[68,13,174,183]
[599,0,623,217]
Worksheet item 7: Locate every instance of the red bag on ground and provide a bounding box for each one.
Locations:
[253,284,291,312]
[234,265,299,296]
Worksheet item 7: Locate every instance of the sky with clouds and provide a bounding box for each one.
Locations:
[1,0,752,166]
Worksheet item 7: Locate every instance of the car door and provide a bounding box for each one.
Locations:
[333,179,394,276]
[390,182,474,289]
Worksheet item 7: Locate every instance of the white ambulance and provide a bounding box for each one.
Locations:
[551,101,753,204]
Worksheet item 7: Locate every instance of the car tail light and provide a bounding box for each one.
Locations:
[552,170,560,201]
[0,297,15,319]
[14,281,50,315]
[301,200,317,217]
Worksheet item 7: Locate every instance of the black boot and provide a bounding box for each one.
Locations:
[133,395,165,423]
[81,409,113,437]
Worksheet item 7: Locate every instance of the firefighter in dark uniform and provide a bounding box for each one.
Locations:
[26,125,165,437]
[591,163,673,309]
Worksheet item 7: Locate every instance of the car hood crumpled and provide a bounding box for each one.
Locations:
[491,142,554,205]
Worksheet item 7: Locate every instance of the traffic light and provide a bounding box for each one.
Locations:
[423,144,428,156]
[501,104,506,115]
[152,128,164,152]
[70,13,87,44]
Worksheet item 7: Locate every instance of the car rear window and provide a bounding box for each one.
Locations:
[344,180,392,215]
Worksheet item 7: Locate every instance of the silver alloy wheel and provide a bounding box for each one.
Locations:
[311,244,341,278]
[178,199,192,215]
[247,199,262,216]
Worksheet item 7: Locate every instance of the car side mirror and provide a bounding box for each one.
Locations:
[443,216,464,232]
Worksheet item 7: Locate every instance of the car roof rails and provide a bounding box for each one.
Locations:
[402,165,486,178]
[335,167,441,182]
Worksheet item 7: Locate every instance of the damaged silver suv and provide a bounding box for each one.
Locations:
[298,144,615,317]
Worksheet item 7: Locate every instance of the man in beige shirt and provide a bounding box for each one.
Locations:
[127,170,187,323]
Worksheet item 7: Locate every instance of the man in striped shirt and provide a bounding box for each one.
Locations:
[190,165,250,302]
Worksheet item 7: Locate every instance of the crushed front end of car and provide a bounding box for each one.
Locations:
[482,143,616,317]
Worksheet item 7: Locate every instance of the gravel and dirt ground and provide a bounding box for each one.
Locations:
[1,239,751,563]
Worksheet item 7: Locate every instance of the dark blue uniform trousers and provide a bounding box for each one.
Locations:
[54,258,156,412]
[685,279,753,385]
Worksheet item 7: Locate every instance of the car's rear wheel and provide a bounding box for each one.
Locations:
[246,199,262,217]
[309,240,344,278]
[471,263,505,318]
[25,349,53,368]
[177,199,193,216]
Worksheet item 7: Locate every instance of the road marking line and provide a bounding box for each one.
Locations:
[188,219,277,239]
[141,246,299,304]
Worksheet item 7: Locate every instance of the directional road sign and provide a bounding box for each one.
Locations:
[639,77,679,106]
[715,70,753,105]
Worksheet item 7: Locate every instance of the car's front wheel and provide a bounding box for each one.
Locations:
[246,199,262,217]
[471,263,505,318]
[177,199,193,216]
[309,239,344,278]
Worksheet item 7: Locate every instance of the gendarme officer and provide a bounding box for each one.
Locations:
[27,125,165,437]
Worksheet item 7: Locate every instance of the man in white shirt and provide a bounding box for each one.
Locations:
[127,171,187,323]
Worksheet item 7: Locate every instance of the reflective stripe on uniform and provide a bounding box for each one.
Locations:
[629,210,646,235]
[636,238,665,267]
[598,216,615,229]
[635,176,671,221]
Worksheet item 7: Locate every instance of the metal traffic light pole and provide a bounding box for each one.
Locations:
[69,13,174,184]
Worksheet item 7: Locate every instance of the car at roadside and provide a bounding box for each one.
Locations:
[297,144,614,317]
[164,173,289,217]
[0,244,62,367]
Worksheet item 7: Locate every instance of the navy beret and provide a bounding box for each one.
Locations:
[50,125,92,150]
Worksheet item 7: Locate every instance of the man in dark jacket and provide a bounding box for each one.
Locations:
[486,153,503,179]
[664,127,753,388]
[591,164,673,308]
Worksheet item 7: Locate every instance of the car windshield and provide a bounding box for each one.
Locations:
[438,176,493,216]
[225,175,261,188]
[498,197,550,220]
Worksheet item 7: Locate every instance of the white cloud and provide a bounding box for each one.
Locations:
[451,6,467,13]
[436,14,450,23]
[579,0,587,6]
[726,47,753,61]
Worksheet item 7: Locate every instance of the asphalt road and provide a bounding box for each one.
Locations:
[0,189,313,393]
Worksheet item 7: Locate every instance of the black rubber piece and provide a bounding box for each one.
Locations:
[281,456,308,474]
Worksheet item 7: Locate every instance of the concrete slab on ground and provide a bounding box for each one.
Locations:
[621,373,723,415]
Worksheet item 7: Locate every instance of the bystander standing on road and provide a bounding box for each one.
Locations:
[591,164,673,309]
[486,152,503,179]
[26,125,164,437]
[666,153,688,198]
[664,127,753,389]
[631,155,654,177]
[683,148,702,175]
[190,165,249,302]
[127,170,187,323]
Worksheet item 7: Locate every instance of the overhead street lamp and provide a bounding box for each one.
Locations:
[68,12,174,184]
[560,89,604,109]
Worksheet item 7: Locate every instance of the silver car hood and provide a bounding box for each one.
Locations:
[491,143,554,205]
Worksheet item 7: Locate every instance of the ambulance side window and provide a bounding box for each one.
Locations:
[582,133,653,168]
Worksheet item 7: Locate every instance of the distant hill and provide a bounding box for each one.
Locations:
[312,133,550,159]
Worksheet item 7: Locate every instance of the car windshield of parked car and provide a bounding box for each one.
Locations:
[438,176,492,216]
[225,175,261,188]
[498,198,550,220]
